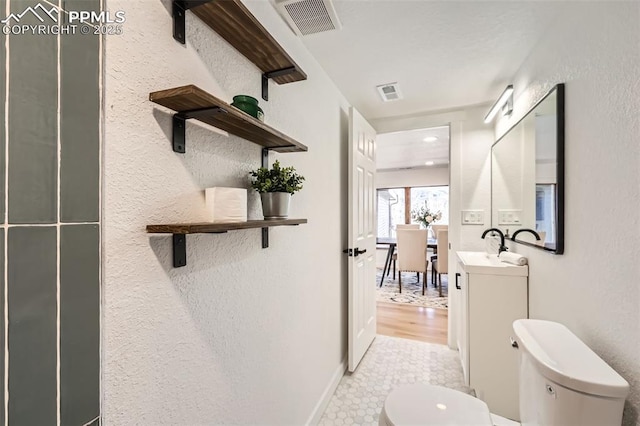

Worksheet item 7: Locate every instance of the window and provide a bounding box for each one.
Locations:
[410,186,449,225]
[377,188,405,238]
[377,186,449,238]
[535,184,556,245]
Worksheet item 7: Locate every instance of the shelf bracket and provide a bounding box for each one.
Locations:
[172,231,230,267]
[173,0,212,44]
[261,66,297,101]
[172,107,227,153]
[262,148,270,248]
[173,234,187,267]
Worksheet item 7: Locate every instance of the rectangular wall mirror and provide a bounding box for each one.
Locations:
[491,83,565,254]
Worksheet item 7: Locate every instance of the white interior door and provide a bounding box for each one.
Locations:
[347,106,377,372]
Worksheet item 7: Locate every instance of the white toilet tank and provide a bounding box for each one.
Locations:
[513,320,629,426]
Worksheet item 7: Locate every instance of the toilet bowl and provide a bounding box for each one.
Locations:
[379,319,629,426]
[379,384,518,426]
[379,384,493,425]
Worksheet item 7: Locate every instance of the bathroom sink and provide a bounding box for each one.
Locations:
[457,251,528,276]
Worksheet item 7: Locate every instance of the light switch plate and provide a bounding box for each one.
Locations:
[461,210,484,225]
[498,209,522,225]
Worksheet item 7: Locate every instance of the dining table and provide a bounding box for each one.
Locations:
[377,236,438,286]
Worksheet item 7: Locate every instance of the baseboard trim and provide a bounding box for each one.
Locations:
[305,355,347,425]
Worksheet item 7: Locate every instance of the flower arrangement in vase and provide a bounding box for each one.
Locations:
[410,204,443,229]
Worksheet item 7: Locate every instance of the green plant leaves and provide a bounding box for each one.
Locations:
[249,160,305,194]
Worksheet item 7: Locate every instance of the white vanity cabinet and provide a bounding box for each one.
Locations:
[455,251,528,421]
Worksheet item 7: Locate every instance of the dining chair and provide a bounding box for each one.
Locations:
[391,224,419,279]
[395,229,429,294]
[432,229,448,297]
[429,225,448,285]
[396,224,420,230]
[430,224,448,241]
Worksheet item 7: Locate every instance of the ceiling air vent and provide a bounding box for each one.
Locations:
[274,0,342,36]
[376,82,403,102]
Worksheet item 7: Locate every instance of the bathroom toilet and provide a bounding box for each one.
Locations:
[379,319,630,426]
[379,384,497,426]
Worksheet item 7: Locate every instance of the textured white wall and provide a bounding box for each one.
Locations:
[376,167,449,189]
[103,0,350,423]
[448,107,495,348]
[450,106,495,254]
[494,3,640,424]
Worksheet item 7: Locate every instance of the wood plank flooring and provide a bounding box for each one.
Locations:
[376,302,448,345]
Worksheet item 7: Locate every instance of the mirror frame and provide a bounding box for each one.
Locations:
[491,83,565,254]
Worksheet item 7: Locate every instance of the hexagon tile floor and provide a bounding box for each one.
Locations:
[318,335,473,426]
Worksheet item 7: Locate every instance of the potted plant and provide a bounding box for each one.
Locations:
[249,160,305,219]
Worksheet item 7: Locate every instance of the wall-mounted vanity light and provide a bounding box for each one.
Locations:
[484,85,514,123]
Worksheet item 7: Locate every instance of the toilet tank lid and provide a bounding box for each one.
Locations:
[513,319,629,398]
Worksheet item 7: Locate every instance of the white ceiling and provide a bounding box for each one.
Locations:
[376,126,449,171]
[295,1,566,121]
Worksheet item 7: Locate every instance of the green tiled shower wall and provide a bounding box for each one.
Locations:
[2,0,101,424]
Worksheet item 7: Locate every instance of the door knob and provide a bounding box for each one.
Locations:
[343,248,367,257]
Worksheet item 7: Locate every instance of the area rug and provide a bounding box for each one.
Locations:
[376,268,448,309]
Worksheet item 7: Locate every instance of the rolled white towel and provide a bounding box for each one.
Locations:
[499,252,528,266]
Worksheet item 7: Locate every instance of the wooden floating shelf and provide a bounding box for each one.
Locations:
[147,218,307,267]
[190,1,306,84]
[150,85,308,153]
[146,218,307,234]
[172,0,306,99]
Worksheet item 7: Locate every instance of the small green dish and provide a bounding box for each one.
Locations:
[231,95,264,122]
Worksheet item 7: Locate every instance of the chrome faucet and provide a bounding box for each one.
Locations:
[481,228,508,253]
[511,228,541,241]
